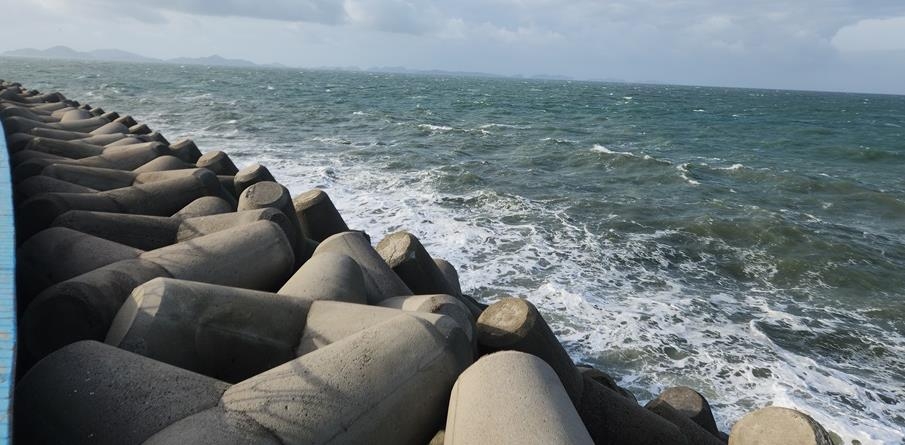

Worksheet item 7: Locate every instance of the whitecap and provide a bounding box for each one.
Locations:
[418,124,453,132]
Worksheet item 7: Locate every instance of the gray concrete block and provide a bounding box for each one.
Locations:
[113,114,138,128]
[105,136,145,147]
[578,375,690,445]
[292,188,349,242]
[14,340,229,445]
[53,210,181,250]
[646,399,726,445]
[239,181,308,265]
[654,386,721,437]
[60,108,93,122]
[77,132,131,145]
[728,407,832,445]
[169,139,203,163]
[129,123,151,134]
[277,251,368,304]
[42,164,138,190]
[132,155,195,173]
[577,366,637,403]
[378,294,475,343]
[22,220,294,361]
[314,231,412,304]
[15,175,97,201]
[234,162,275,196]
[89,121,129,135]
[17,227,143,302]
[223,312,472,445]
[377,231,459,297]
[143,408,282,445]
[433,258,463,297]
[295,300,404,355]
[445,351,594,445]
[197,150,239,175]
[107,278,313,382]
[476,297,584,404]
[173,196,233,218]
[29,126,91,140]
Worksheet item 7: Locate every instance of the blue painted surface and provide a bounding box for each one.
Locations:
[0,120,14,444]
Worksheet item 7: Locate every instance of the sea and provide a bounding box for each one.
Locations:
[2,57,904,444]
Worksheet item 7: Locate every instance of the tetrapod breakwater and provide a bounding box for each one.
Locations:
[1,79,837,444]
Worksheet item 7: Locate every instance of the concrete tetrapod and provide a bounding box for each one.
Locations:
[292,188,349,242]
[233,162,275,196]
[313,231,412,304]
[577,373,689,445]
[132,155,196,173]
[41,163,205,191]
[196,150,239,175]
[433,258,463,297]
[17,227,143,304]
[645,399,726,445]
[14,340,230,445]
[13,141,171,182]
[21,220,295,363]
[15,175,97,202]
[653,386,721,436]
[445,351,594,445]
[728,407,832,445]
[277,251,368,304]
[16,169,224,241]
[476,297,584,404]
[376,230,460,297]
[50,197,241,250]
[106,278,315,382]
[215,312,472,445]
[378,294,476,343]
[239,181,310,265]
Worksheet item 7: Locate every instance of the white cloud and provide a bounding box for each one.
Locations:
[832,15,905,52]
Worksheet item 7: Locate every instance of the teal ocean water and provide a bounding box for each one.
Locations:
[3,58,904,444]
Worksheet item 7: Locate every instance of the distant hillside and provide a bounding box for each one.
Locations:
[2,45,273,68]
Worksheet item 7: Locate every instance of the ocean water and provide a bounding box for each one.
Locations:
[3,58,905,444]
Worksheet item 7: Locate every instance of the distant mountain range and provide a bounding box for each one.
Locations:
[2,45,286,68]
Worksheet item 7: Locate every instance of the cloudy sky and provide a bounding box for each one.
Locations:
[1,0,904,94]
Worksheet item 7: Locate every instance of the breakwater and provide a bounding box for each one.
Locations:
[1,79,841,444]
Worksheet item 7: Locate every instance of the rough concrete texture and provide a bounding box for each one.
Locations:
[107,278,313,382]
[173,196,234,218]
[646,399,726,445]
[476,297,584,404]
[445,351,594,445]
[17,227,142,302]
[14,340,229,445]
[26,136,104,158]
[176,208,293,245]
[197,150,239,175]
[42,163,136,190]
[132,154,195,173]
[130,123,151,134]
[378,294,476,343]
[140,220,295,292]
[22,221,294,362]
[234,162,275,196]
[433,258,463,297]
[429,430,445,445]
[277,251,368,304]
[15,175,97,201]
[169,139,203,163]
[314,231,412,304]
[578,375,690,445]
[113,115,137,128]
[238,181,307,263]
[13,141,170,182]
[577,366,638,403]
[294,300,405,355]
[60,108,93,122]
[133,168,206,185]
[89,121,129,135]
[655,386,721,436]
[52,210,182,250]
[16,170,223,240]
[10,148,66,167]
[223,313,472,445]
[143,408,282,445]
[292,188,349,242]
[728,407,833,445]
[376,231,459,297]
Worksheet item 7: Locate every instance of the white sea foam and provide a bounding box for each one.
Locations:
[418,124,453,133]
[676,163,700,185]
[479,123,532,130]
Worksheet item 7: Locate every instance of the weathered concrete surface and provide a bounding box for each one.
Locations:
[445,351,594,445]
[646,399,726,444]
[433,258,463,297]
[277,251,368,304]
[17,227,142,303]
[476,297,584,404]
[377,231,459,297]
[378,294,475,343]
[197,150,239,175]
[295,301,404,356]
[577,366,637,403]
[728,407,832,445]
[21,220,294,362]
[14,341,229,445]
[654,386,721,437]
[239,181,309,265]
[313,231,412,304]
[106,278,313,382]
[223,313,472,445]
[292,188,349,242]
[234,163,275,197]
[52,210,182,250]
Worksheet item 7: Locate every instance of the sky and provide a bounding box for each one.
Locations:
[1,0,904,94]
